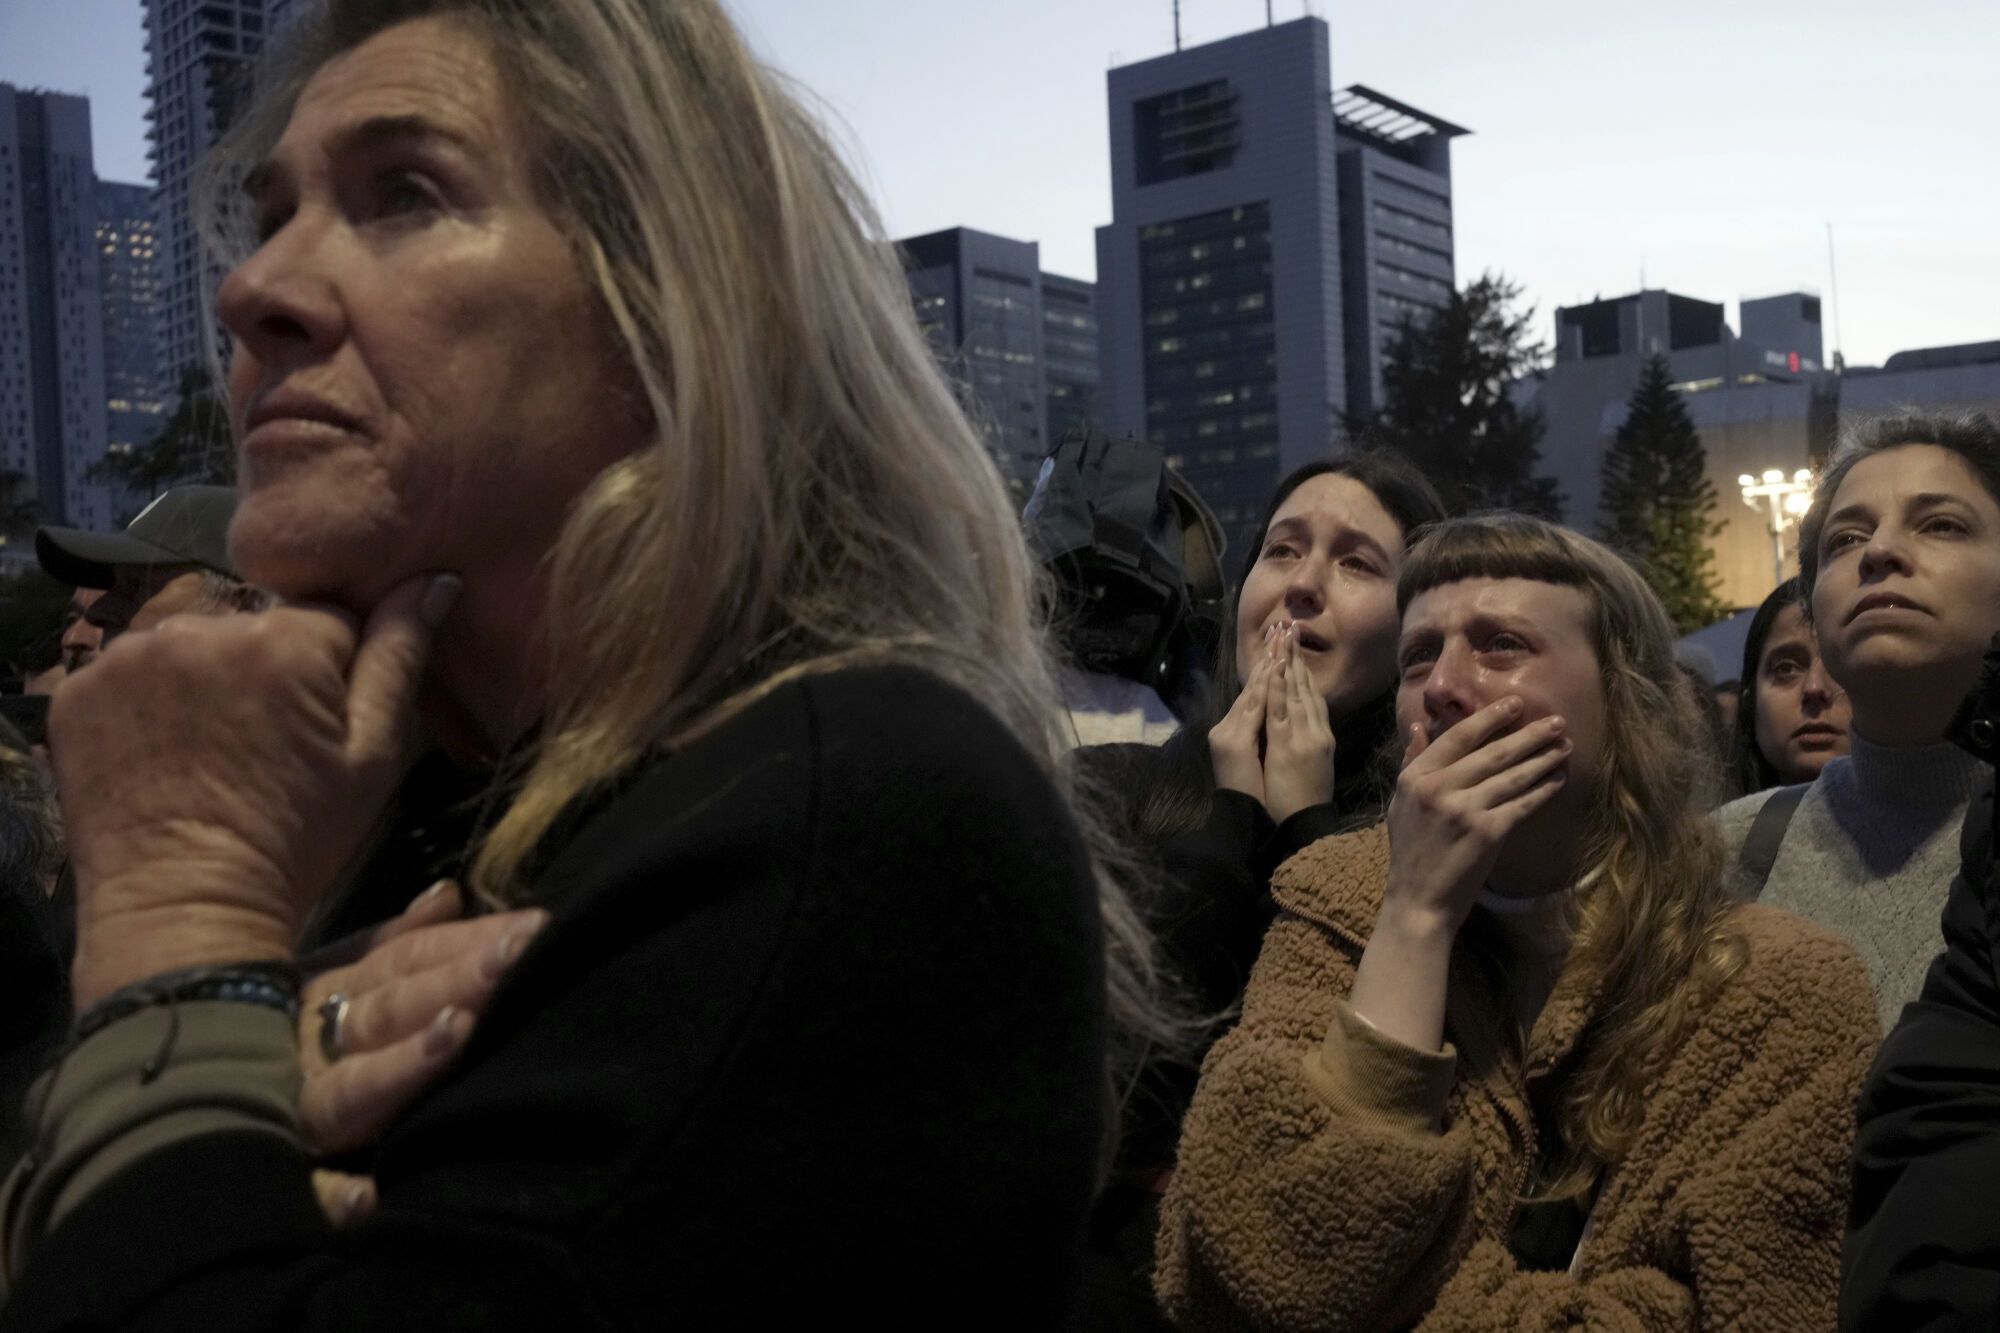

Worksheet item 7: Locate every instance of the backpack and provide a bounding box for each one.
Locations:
[1023,425,1225,721]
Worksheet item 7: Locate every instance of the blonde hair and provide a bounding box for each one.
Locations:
[196,0,1181,1088]
[1398,514,1746,1200]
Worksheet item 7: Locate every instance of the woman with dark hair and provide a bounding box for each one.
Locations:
[1074,451,1444,1327]
[1726,576,1851,796]
[1716,411,2000,1027]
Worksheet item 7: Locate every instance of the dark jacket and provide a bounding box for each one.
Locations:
[1,664,1111,1330]
[1842,637,2000,1330]
[1068,710,1382,1332]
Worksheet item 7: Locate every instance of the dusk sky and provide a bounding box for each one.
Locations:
[4,0,1994,369]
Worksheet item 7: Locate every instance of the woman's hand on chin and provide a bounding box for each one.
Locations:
[57,572,461,1009]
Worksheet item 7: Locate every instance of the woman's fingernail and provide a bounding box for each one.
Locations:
[344,1180,374,1220]
[419,574,464,629]
[485,916,548,976]
[424,1006,464,1058]
[406,880,451,913]
[1546,715,1566,733]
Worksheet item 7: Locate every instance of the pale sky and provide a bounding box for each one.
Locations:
[5,0,1996,368]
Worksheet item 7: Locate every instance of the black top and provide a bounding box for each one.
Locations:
[1842,639,2000,1331]
[0,863,65,1172]
[1064,724,1366,1333]
[3,665,1110,1330]
[1075,724,1361,1173]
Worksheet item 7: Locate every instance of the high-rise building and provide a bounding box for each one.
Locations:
[0,85,111,531]
[1041,272,1099,447]
[1332,85,1466,423]
[144,0,289,384]
[1095,17,1346,550]
[898,226,1098,501]
[97,180,166,518]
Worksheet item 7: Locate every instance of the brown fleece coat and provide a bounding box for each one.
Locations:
[1156,824,1880,1332]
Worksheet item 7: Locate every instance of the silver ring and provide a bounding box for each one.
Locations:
[317,992,350,1063]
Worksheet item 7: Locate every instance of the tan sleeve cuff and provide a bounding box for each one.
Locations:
[1300,1001,1457,1136]
[2,1001,300,1288]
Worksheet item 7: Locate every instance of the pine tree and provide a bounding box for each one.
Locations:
[1599,354,1729,633]
[1358,272,1562,517]
[88,365,236,518]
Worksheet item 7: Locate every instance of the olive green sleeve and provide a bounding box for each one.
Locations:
[2,1001,300,1289]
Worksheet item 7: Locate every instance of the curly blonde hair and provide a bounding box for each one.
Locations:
[1399,514,1747,1200]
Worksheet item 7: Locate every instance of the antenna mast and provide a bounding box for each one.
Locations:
[1173,0,1181,51]
[1826,222,1846,371]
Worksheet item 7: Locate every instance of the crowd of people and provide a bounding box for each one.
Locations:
[0,0,1996,1328]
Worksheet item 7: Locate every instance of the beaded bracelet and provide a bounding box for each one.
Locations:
[71,962,303,1081]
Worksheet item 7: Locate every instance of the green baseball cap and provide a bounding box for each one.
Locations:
[35,485,240,589]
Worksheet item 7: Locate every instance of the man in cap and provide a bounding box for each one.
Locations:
[35,486,262,651]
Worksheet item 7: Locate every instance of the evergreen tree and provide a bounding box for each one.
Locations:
[1359,272,1562,517]
[89,365,236,517]
[1599,354,1729,633]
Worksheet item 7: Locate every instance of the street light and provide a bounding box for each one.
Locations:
[1739,467,1815,587]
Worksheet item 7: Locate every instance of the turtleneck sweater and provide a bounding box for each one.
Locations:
[1473,885,1575,1037]
[1715,730,1989,1029]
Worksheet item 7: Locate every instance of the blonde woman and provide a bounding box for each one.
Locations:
[1157,515,1879,1331]
[0,0,1174,1326]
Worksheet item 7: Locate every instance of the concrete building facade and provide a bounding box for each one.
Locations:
[1042,271,1099,448]
[144,0,289,384]
[0,86,111,531]
[1332,85,1465,423]
[898,226,1099,503]
[1533,287,1829,609]
[1528,289,2000,611]
[97,179,167,512]
[901,227,1049,500]
[1095,18,1346,549]
[1842,341,2000,422]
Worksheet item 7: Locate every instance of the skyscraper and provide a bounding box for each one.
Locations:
[899,226,1098,501]
[0,85,111,530]
[97,179,166,517]
[1332,85,1466,424]
[1095,17,1346,549]
[144,0,288,384]
[1041,272,1099,448]
[1095,22,1468,554]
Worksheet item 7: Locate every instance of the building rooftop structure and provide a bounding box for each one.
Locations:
[1330,85,1470,161]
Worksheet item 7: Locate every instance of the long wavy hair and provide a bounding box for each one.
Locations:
[195,0,1184,1090]
[1398,515,1747,1201]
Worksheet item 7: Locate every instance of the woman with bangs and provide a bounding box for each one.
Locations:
[1156,514,1878,1332]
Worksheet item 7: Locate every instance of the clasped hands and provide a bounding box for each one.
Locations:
[1209,621,1337,825]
